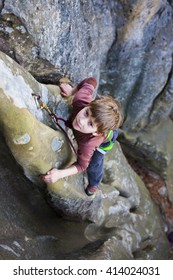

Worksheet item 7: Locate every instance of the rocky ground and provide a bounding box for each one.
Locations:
[126,157,173,259]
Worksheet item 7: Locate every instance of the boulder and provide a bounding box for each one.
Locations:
[1,0,173,203]
[99,0,173,202]
[0,51,170,259]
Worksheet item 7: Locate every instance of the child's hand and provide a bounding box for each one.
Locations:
[41,168,61,183]
[60,83,73,97]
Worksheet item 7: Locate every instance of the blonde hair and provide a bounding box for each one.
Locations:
[89,96,123,135]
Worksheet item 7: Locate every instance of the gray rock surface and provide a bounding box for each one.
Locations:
[0,133,91,260]
[0,51,170,259]
[99,0,173,202]
[2,0,117,83]
[1,0,173,203]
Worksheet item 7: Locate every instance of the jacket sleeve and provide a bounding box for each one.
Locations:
[76,77,97,90]
[72,135,104,173]
[72,144,96,173]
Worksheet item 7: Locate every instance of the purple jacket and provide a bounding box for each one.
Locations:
[68,78,104,173]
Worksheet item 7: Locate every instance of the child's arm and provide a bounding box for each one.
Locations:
[41,165,78,184]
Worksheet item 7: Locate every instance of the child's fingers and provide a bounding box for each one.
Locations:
[39,168,57,183]
[60,83,72,96]
[60,83,68,91]
[41,174,52,182]
[47,168,56,175]
[60,91,69,97]
[60,88,69,97]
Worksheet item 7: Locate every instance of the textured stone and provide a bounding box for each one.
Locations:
[0,0,173,259]
[0,13,63,84]
[2,0,117,83]
[1,0,173,203]
[0,133,90,260]
[0,51,72,184]
[0,51,170,259]
[99,0,173,202]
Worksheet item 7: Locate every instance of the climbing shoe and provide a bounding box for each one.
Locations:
[85,186,97,196]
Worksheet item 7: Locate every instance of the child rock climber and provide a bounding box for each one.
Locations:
[42,77,123,196]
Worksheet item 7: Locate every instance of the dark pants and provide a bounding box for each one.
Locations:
[86,149,105,187]
[86,130,118,187]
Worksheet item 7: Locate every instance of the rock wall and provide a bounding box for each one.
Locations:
[0,51,170,259]
[0,132,90,260]
[0,0,173,259]
[1,0,117,83]
[1,0,173,203]
[99,0,173,203]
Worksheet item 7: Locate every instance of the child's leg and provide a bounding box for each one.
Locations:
[85,150,105,195]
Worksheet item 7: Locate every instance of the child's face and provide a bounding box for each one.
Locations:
[73,106,100,135]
